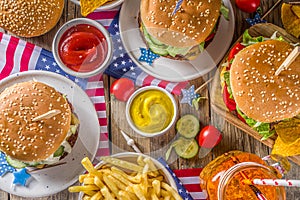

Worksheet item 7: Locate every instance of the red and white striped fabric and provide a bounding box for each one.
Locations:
[85,75,110,158]
[87,9,120,29]
[174,168,207,200]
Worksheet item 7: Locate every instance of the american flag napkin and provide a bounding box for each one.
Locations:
[0,32,110,159]
[88,10,188,95]
[158,158,207,200]
[173,168,207,200]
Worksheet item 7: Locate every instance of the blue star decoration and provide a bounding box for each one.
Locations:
[13,168,31,186]
[138,48,160,66]
[180,85,200,106]
[158,157,193,200]
[246,12,267,26]
[0,152,16,176]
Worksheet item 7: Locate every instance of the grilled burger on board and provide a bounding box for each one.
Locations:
[220,30,300,156]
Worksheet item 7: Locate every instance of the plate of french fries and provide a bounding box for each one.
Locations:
[69,152,183,200]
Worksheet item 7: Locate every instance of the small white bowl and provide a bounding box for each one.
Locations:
[79,152,177,199]
[52,18,112,78]
[126,86,177,137]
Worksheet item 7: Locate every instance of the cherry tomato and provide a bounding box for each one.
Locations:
[110,78,135,101]
[228,42,245,67]
[235,0,260,13]
[222,84,236,112]
[198,125,222,148]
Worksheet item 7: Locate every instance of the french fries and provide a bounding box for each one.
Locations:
[68,155,182,200]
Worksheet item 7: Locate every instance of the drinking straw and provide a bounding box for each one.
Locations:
[229,155,268,200]
[251,179,300,187]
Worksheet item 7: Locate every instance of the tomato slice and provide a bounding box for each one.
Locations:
[237,112,247,124]
[222,84,236,112]
[205,32,216,42]
[227,42,245,69]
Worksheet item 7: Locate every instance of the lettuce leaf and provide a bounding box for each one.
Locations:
[220,4,229,21]
[241,29,265,46]
[241,29,287,46]
[236,107,275,140]
[223,71,234,98]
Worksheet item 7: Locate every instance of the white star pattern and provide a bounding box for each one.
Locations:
[35,51,87,90]
[121,61,126,65]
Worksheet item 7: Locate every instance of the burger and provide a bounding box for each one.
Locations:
[220,30,300,140]
[0,0,64,37]
[0,81,80,168]
[139,0,228,60]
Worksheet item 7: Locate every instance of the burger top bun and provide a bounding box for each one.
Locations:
[0,81,72,162]
[140,0,221,48]
[230,40,300,123]
[0,0,64,38]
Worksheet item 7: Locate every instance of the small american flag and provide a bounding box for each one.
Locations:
[0,32,110,159]
[89,10,188,95]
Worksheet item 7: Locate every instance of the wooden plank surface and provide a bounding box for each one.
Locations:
[1,0,300,200]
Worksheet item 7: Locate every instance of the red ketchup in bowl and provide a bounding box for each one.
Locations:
[58,24,108,72]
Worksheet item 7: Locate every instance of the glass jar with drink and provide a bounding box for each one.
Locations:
[199,151,286,200]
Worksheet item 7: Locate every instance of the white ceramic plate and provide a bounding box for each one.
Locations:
[119,0,235,82]
[71,0,123,11]
[0,71,100,197]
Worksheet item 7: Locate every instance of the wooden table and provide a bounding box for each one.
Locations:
[1,0,299,199]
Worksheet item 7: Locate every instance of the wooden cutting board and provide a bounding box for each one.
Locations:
[211,23,300,165]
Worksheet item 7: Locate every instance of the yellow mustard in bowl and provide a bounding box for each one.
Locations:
[129,89,174,133]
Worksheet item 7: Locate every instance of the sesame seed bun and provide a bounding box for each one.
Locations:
[140,0,221,48]
[0,0,64,38]
[0,81,72,162]
[230,40,300,123]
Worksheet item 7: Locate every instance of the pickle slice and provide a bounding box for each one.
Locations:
[6,156,27,169]
[176,114,200,138]
[174,137,199,159]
